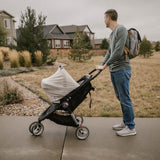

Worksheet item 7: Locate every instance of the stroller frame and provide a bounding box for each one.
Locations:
[29,68,101,140]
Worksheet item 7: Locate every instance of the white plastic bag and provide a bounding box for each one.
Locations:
[41,66,80,103]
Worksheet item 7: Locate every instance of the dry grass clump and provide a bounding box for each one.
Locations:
[19,51,32,67]
[34,51,43,66]
[8,49,19,68]
[0,47,10,61]
[0,79,23,105]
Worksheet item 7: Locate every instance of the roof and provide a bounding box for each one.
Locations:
[16,24,72,40]
[43,24,72,40]
[43,24,57,37]
[60,25,94,34]
[0,10,14,18]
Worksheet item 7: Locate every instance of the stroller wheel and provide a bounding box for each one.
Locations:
[75,115,84,125]
[75,126,89,140]
[29,121,38,134]
[29,122,44,136]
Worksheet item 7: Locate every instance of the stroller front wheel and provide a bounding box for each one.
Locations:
[75,115,84,125]
[75,126,89,140]
[29,122,44,136]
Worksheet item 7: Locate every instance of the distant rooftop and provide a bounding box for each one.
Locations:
[60,25,94,34]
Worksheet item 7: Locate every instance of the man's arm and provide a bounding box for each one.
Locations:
[101,47,111,65]
[106,27,128,66]
[95,47,110,70]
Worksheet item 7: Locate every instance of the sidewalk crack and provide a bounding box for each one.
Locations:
[60,126,67,160]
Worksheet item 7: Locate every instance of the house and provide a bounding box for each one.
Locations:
[0,10,16,45]
[60,25,95,48]
[94,38,109,49]
[43,24,72,49]
[94,39,104,49]
[43,24,95,49]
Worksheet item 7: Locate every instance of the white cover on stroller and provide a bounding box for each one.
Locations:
[41,66,80,103]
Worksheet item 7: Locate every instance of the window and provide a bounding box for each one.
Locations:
[55,40,61,48]
[4,19,10,29]
[63,40,70,48]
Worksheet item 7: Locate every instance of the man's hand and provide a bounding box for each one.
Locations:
[95,64,107,70]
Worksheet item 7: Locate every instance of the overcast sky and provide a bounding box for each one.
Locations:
[1,0,160,41]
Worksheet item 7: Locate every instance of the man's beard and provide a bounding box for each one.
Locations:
[106,24,109,28]
[106,22,110,28]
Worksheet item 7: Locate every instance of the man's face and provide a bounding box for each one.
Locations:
[104,14,110,28]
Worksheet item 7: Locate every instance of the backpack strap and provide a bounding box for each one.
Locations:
[128,28,142,42]
[124,46,131,60]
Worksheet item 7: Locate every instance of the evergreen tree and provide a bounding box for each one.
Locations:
[82,33,93,49]
[69,29,93,62]
[100,38,109,49]
[155,41,160,51]
[139,36,152,58]
[0,21,7,46]
[16,7,49,63]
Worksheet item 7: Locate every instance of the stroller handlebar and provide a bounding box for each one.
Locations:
[88,69,102,80]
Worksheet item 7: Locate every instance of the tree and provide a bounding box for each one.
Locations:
[155,41,160,52]
[69,29,93,62]
[100,38,109,49]
[139,36,153,58]
[82,32,93,49]
[0,21,7,46]
[16,7,49,64]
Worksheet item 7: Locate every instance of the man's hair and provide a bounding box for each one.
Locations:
[105,9,118,21]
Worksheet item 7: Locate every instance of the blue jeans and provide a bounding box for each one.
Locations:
[111,66,135,129]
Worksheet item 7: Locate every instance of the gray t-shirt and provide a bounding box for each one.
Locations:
[101,25,130,72]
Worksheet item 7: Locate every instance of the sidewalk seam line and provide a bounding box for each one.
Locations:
[60,126,67,160]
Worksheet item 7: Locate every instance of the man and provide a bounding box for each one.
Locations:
[96,9,136,136]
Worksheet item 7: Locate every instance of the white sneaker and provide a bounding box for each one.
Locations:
[116,126,136,137]
[112,122,125,131]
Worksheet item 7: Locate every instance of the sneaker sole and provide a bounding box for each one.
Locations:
[116,132,137,137]
[112,127,125,131]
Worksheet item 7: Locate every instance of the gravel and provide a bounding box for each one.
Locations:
[0,77,49,116]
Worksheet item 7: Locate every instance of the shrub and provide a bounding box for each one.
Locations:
[0,47,10,61]
[46,56,57,65]
[68,49,92,62]
[9,50,19,68]
[155,41,160,52]
[19,52,25,67]
[34,50,43,66]
[100,38,109,49]
[0,79,23,105]
[20,51,32,67]
[0,51,4,69]
[139,36,153,58]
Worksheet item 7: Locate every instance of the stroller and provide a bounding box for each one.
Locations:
[29,66,101,140]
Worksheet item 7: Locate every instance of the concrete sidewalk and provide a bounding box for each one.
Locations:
[0,116,160,160]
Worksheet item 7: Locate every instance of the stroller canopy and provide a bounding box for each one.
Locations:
[41,66,80,103]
